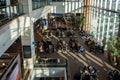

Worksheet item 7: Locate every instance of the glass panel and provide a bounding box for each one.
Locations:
[110,17,114,23]
[0,0,6,7]
[111,0,116,10]
[32,0,49,10]
[34,58,67,67]
[18,4,24,14]
[0,4,24,24]
[106,1,110,9]
[6,7,11,17]
[109,24,113,30]
[10,0,18,5]
[116,17,119,23]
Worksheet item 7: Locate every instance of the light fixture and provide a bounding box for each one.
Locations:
[2,63,6,66]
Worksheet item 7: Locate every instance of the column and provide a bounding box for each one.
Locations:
[20,0,35,70]
[83,0,91,31]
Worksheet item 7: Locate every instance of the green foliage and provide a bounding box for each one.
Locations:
[76,15,86,29]
[102,37,106,47]
[107,37,120,56]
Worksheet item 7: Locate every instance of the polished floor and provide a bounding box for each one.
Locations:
[35,28,119,80]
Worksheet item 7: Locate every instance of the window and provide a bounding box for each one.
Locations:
[0,0,6,7]
[10,0,18,5]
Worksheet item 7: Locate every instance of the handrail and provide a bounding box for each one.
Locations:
[23,69,29,80]
[0,55,17,79]
[0,3,22,8]
[34,63,67,67]
[0,4,24,26]
[34,58,67,67]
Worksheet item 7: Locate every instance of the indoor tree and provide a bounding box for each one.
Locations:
[107,37,120,65]
[75,15,86,30]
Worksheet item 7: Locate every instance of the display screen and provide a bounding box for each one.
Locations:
[23,46,31,58]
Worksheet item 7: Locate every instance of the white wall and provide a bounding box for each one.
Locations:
[0,6,52,57]
[0,19,22,56]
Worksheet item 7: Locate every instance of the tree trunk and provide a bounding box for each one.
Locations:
[118,27,120,37]
[114,56,117,65]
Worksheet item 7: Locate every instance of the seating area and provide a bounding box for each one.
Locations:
[34,15,120,80]
[74,65,98,80]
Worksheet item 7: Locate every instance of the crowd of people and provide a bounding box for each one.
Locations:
[56,39,67,53]
[74,65,98,80]
[42,28,85,54]
[80,66,98,80]
[35,27,120,80]
[36,39,54,54]
[79,30,104,54]
[69,38,85,53]
[107,70,120,80]
[85,38,104,54]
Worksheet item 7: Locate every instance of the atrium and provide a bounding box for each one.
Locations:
[0,0,120,80]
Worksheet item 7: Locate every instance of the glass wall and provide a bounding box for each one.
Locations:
[10,0,18,5]
[89,0,120,42]
[64,0,84,13]
[32,0,48,10]
[0,0,6,7]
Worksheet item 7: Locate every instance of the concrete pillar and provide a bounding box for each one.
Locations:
[18,0,35,70]
[21,17,35,69]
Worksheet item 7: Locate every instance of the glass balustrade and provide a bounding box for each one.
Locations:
[34,58,67,67]
[0,4,24,25]
[32,0,49,10]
